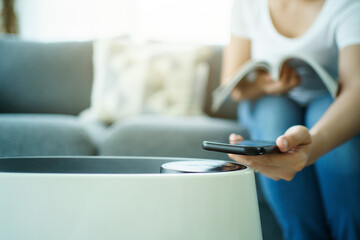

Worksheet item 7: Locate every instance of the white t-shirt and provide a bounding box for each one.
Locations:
[230,0,360,105]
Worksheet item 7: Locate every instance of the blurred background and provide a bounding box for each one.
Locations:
[0,0,239,121]
[0,2,282,238]
[1,0,233,44]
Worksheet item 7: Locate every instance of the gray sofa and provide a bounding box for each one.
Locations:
[0,36,282,240]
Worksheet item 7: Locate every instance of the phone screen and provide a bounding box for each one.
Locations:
[233,140,276,147]
[202,140,279,155]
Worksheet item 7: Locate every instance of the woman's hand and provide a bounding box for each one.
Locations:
[230,71,273,101]
[230,63,300,101]
[228,125,312,181]
[255,63,301,95]
[230,78,264,101]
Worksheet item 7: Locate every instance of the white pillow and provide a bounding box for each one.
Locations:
[81,39,211,123]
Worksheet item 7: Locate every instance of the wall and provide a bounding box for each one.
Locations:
[15,0,233,44]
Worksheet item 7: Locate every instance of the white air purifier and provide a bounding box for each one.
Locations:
[0,157,262,240]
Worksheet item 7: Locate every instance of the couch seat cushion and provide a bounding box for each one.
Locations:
[0,114,96,157]
[100,115,248,159]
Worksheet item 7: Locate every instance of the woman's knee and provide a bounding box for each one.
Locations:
[252,95,303,140]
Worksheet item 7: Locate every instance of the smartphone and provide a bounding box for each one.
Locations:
[202,140,280,156]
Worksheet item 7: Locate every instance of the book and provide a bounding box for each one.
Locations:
[211,54,338,112]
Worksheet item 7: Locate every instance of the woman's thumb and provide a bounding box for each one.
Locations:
[276,126,311,152]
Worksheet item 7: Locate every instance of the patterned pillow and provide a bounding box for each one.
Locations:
[81,39,211,123]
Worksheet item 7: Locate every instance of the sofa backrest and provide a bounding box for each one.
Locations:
[0,36,237,119]
[204,45,237,119]
[0,36,93,115]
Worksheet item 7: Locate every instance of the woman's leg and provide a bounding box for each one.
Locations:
[238,95,331,240]
[305,94,360,240]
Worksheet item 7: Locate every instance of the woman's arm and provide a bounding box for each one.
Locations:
[308,44,360,164]
[221,35,264,100]
[221,35,251,84]
[228,44,360,181]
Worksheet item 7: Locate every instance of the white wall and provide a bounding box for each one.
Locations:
[15,0,232,44]
[16,0,133,41]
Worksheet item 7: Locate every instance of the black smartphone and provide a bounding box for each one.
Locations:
[202,140,280,156]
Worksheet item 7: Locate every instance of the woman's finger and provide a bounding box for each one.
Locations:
[289,68,300,87]
[248,161,297,181]
[228,154,290,181]
[279,63,288,84]
[284,64,291,84]
[246,162,281,180]
[229,133,243,144]
[228,145,308,172]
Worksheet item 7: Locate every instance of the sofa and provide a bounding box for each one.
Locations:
[0,36,282,240]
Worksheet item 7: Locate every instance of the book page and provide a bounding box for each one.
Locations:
[276,55,338,98]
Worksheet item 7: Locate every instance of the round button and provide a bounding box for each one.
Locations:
[160,160,246,173]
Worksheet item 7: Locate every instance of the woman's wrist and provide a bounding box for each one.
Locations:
[308,128,327,165]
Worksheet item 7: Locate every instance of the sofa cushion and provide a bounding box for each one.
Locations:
[0,36,93,115]
[0,114,96,157]
[100,115,248,159]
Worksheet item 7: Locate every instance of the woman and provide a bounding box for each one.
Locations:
[223,0,360,239]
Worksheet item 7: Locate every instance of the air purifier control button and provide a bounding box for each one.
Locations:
[160,160,246,174]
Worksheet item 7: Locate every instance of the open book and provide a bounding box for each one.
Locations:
[211,55,338,112]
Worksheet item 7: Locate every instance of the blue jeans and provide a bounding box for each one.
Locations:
[238,94,360,240]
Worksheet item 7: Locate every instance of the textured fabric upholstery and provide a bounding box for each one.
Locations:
[100,115,248,159]
[0,114,96,157]
[204,46,239,119]
[0,36,93,115]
